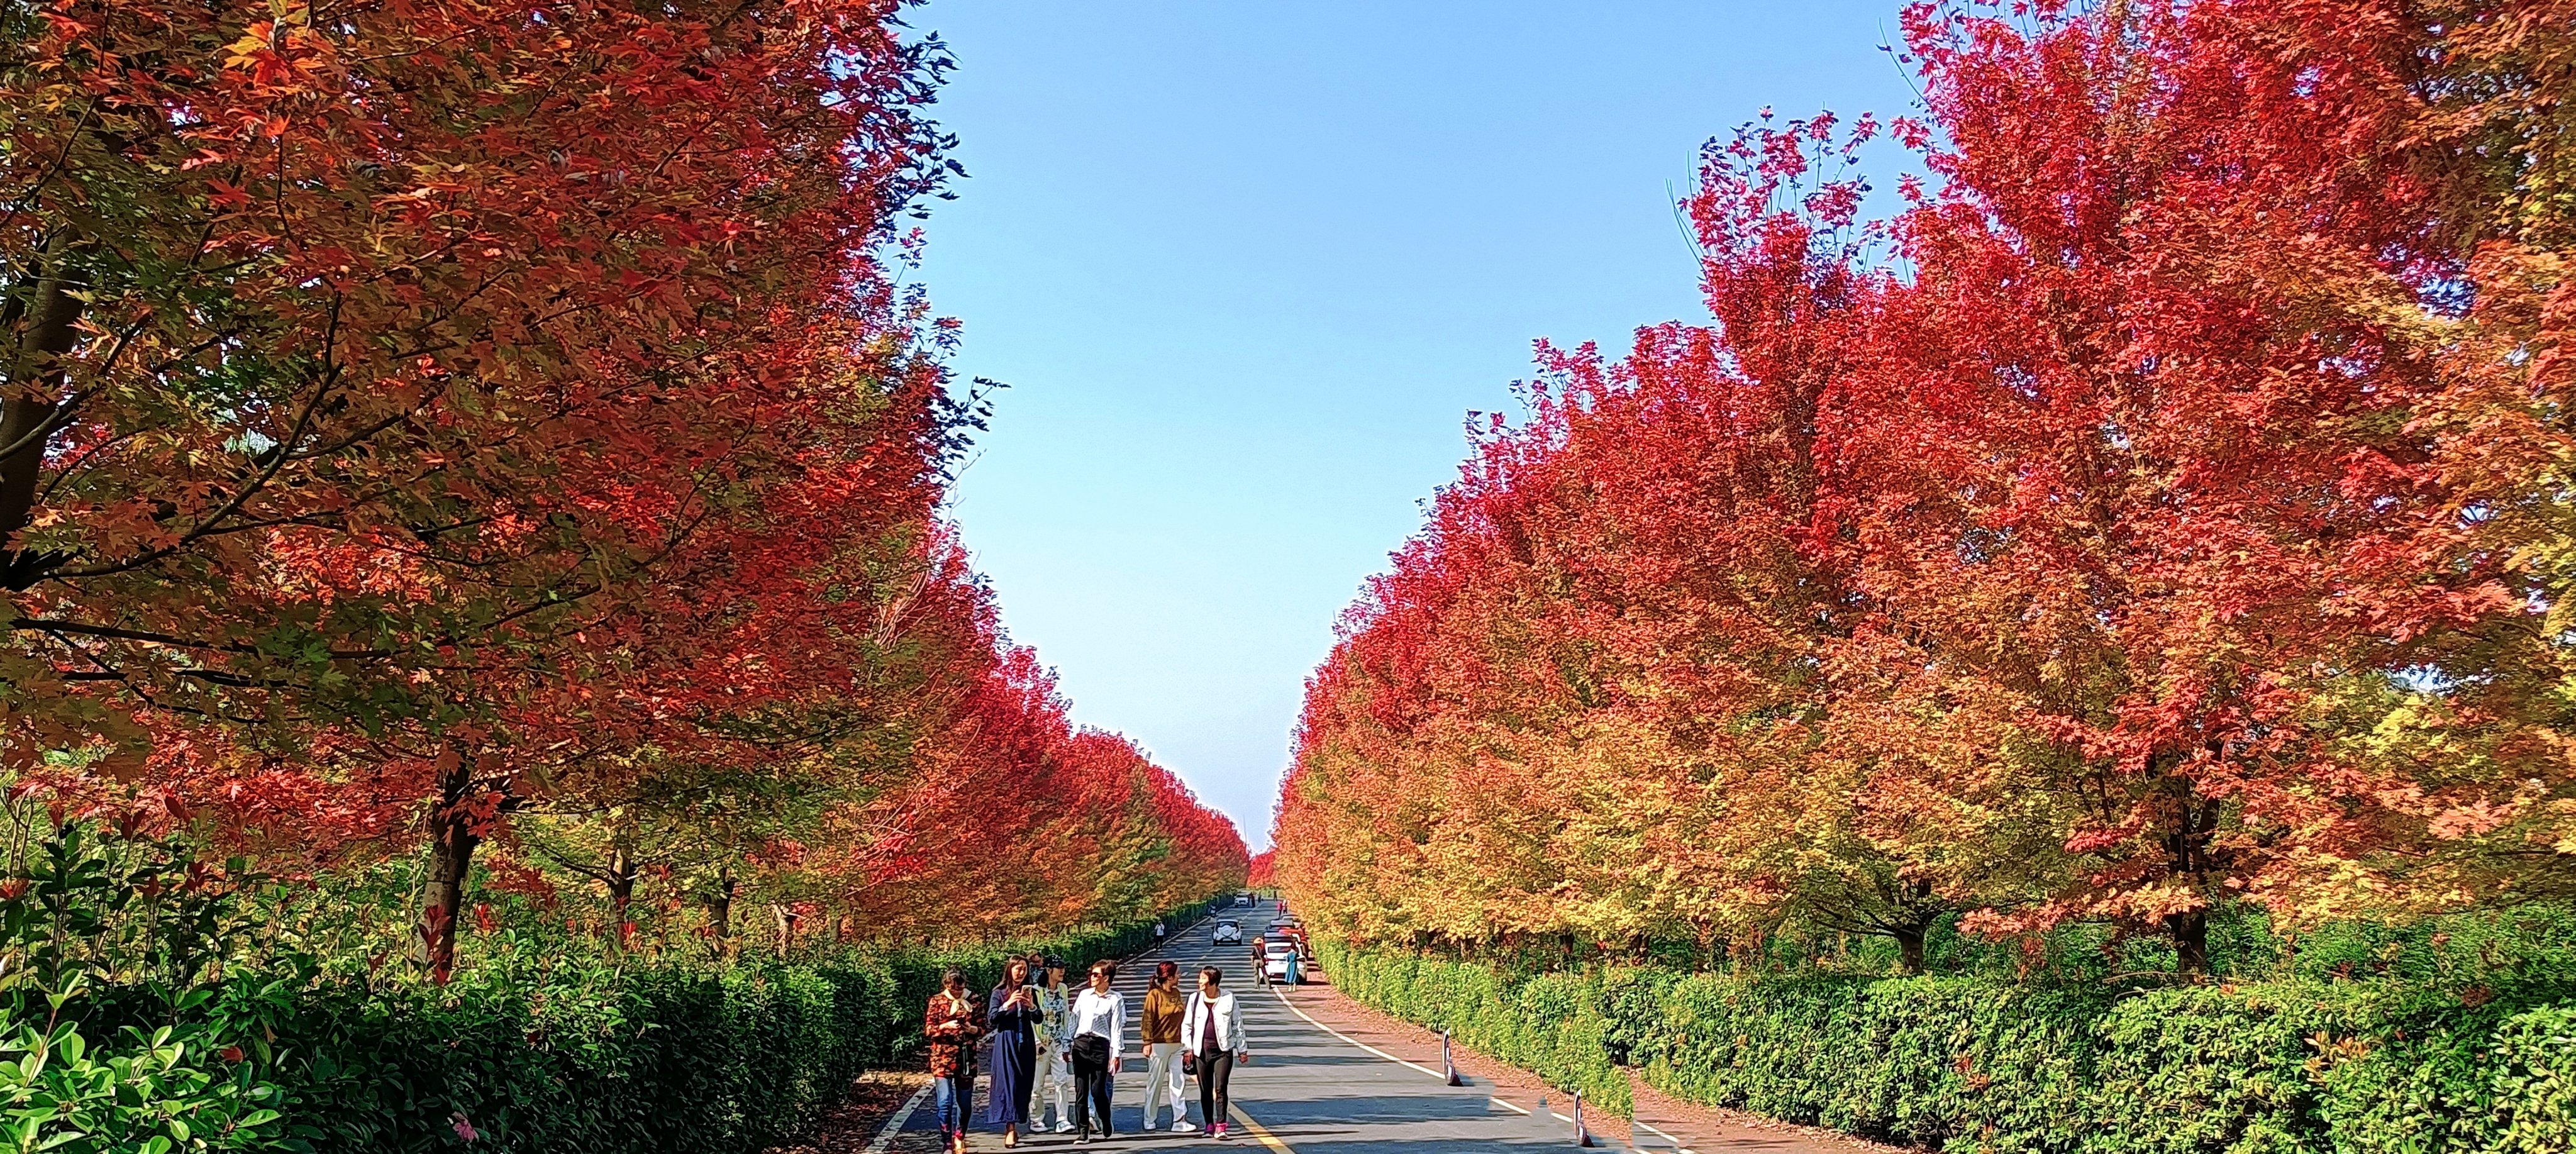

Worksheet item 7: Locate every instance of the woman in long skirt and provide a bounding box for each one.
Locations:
[983,958,1042,1146]
[924,970,984,1154]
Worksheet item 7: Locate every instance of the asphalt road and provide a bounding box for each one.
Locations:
[894,897,1635,1153]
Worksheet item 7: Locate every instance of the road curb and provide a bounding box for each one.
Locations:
[862,1085,931,1154]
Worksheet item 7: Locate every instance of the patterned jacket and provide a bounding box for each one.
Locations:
[923,991,985,1078]
[1032,982,1072,1053]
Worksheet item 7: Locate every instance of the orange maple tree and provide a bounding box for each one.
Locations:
[1277,0,2576,971]
[1,0,1244,972]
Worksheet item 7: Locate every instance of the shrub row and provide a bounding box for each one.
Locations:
[1316,940,1631,1114]
[250,896,1225,1153]
[1321,942,2576,1154]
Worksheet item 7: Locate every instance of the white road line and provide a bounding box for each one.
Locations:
[1263,984,1450,1080]
[1636,1115,1695,1152]
[1266,981,1696,1152]
[862,1085,931,1154]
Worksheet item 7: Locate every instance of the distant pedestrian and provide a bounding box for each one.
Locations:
[985,959,1042,1147]
[1182,966,1251,1142]
[1029,957,1074,1131]
[1067,960,1127,1143]
[1139,960,1194,1131]
[1249,935,1269,985]
[923,970,984,1154]
[1154,919,1167,943]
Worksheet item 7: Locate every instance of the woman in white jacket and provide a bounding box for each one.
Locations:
[1181,966,1252,1141]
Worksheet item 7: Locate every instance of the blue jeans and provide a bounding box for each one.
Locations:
[932,1072,974,1136]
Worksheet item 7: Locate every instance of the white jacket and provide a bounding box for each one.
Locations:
[1180,990,1248,1057]
[1069,987,1126,1056]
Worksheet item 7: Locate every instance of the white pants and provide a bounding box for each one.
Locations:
[1141,1042,1188,1126]
[1029,1045,1072,1124]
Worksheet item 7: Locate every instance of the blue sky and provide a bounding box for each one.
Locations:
[915,2,1921,849]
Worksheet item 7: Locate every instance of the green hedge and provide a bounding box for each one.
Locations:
[1318,940,1630,1114]
[1322,942,2576,1154]
[262,896,1226,1153]
[270,958,877,1153]
[2,818,1231,1153]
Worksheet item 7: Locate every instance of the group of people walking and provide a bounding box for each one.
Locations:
[923,953,1252,1151]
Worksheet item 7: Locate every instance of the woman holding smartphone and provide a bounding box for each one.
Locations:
[923,970,984,1154]
[984,958,1043,1146]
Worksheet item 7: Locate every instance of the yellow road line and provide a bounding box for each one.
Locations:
[1227,1104,1294,1151]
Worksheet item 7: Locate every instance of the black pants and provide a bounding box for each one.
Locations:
[1069,1034,1114,1136]
[1195,1048,1235,1129]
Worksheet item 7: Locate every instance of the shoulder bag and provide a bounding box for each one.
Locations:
[1181,992,1201,1077]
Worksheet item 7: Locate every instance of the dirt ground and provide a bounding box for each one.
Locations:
[763,1070,930,1154]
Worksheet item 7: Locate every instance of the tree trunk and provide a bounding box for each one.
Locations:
[2167,909,2211,975]
[708,867,735,957]
[1894,924,1928,975]
[0,243,88,585]
[417,753,480,985]
[604,848,635,955]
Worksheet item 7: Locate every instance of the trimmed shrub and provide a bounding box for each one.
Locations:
[274,958,872,1153]
[5,815,1232,1153]
[257,896,1224,1153]
[1321,941,2576,1154]
[1318,941,1629,1114]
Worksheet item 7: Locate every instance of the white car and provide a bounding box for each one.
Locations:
[1262,940,1297,984]
[1235,894,1255,906]
[1212,921,1243,944]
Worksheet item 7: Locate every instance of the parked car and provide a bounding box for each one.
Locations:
[1235,894,1255,906]
[1212,921,1243,944]
[1262,940,1297,984]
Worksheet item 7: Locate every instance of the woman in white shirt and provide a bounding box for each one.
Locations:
[1180,966,1252,1141]
[1065,960,1126,1143]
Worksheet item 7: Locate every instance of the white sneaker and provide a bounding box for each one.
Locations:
[1171,1119,1199,1133]
[1142,1122,1159,1131]
[1054,1120,1074,1134]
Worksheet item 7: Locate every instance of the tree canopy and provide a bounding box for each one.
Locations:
[1274,0,2576,972]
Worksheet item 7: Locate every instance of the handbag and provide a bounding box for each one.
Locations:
[1180,992,1203,1077]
